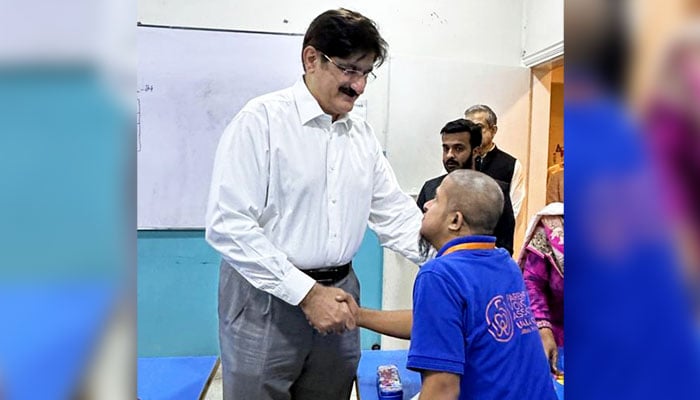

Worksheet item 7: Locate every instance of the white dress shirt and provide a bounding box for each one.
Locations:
[511,159,525,219]
[206,78,423,306]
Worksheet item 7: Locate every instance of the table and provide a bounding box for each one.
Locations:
[357,349,564,400]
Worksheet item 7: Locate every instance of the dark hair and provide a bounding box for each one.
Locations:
[303,9,388,68]
[440,118,482,149]
[464,104,497,128]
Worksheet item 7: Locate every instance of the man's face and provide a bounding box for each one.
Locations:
[465,111,496,149]
[420,178,453,244]
[310,51,375,119]
[442,132,473,173]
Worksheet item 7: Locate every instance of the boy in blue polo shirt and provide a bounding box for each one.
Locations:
[351,170,556,399]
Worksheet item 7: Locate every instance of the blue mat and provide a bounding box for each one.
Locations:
[358,349,564,400]
[137,356,219,400]
[0,281,118,400]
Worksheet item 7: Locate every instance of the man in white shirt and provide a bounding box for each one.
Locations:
[465,104,526,220]
[205,9,423,400]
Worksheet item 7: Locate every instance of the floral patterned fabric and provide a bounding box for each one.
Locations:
[518,203,564,346]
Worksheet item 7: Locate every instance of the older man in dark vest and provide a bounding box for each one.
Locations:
[465,105,525,221]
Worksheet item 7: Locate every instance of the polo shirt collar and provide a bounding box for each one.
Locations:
[437,235,497,257]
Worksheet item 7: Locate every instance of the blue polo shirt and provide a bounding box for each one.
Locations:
[407,235,556,400]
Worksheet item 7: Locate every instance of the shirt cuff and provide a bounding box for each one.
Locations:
[272,266,317,306]
[407,355,464,376]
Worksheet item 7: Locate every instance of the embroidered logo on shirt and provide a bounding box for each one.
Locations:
[485,290,537,342]
[506,291,537,334]
[485,295,514,342]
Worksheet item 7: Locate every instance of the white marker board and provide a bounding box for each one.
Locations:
[137,25,304,228]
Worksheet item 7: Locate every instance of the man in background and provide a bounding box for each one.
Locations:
[465,104,526,220]
[206,9,423,400]
[417,118,515,254]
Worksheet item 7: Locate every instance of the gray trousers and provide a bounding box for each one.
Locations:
[218,261,361,400]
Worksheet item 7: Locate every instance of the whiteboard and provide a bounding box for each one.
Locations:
[137,25,304,228]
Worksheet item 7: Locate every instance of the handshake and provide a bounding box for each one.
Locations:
[299,283,361,335]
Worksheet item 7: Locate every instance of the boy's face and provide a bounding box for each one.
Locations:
[420,178,453,244]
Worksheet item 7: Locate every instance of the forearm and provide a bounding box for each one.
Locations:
[419,371,460,400]
[369,196,425,265]
[357,308,412,339]
[368,149,427,265]
[522,253,551,321]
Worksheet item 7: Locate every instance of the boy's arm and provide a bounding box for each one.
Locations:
[357,308,412,340]
[418,370,460,400]
[336,292,412,339]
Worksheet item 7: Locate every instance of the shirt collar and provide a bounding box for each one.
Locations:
[292,77,352,130]
[436,235,497,257]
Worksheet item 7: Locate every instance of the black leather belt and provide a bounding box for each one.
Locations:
[302,262,351,285]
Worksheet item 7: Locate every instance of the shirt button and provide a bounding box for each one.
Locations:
[332,199,337,204]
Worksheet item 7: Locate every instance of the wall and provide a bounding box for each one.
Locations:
[137,1,524,64]
[523,59,565,236]
[548,81,564,168]
[521,0,564,66]
[137,229,384,356]
[138,0,526,151]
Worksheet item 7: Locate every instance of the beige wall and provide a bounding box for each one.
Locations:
[548,82,564,168]
[516,60,563,258]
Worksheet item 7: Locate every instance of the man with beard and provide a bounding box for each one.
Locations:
[416,118,515,254]
[344,170,557,400]
[205,9,424,400]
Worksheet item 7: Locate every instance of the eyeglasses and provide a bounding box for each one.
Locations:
[321,53,377,82]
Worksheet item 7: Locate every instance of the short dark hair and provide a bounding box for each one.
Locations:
[440,118,482,149]
[464,104,498,128]
[303,9,388,67]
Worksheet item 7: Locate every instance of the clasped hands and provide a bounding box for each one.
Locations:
[299,283,359,335]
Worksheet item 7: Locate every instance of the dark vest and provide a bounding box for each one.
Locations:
[476,146,517,192]
[416,174,515,255]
